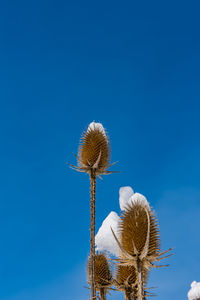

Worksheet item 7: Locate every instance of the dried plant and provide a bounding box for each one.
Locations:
[115,265,137,300]
[114,265,149,300]
[88,253,113,300]
[70,122,114,176]
[78,124,110,175]
[111,200,172,300]
[69,123,172,300]
[115,265,156,299]
[69,122,115,300]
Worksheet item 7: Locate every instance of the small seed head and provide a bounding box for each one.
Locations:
[115,265,149,297]
[88,253,112,290]
[78,122,110,175]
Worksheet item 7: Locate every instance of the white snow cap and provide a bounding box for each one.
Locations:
[88,122,106,134]
[95,211,121,257]
[119,186,134,210]
[188,281,200,300]
[119,186,149,210]
[130,193,149,208]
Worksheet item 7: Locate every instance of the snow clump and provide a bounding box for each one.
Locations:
[95,211,121,257]
[119,186,134,210]
[119,186,149,210]
[87,122,106,135]
[188,281,200,300]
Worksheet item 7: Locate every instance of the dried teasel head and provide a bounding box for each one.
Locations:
[115,265,148,288]
[111,192,172,299]
[88,253,112,291]
[121,202,160,259]
[114,200,172,270]
[115,265,150,299]
[115,265,137,290]
[115,265,137,299]
[70,121,113,176]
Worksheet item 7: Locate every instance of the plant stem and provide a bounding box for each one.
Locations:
[131,291,137,300]
[100,288,106,300]
[89,169,96,299]
[125,290,135,300]
[136,259,144,300]
[124,292,131,300]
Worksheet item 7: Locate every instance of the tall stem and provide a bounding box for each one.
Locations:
[125,290,132,300]
[125,289,136,300]
[100,288,106,300]
[136,259,144,300]
[131,291,137,300]
[89,169,96,299]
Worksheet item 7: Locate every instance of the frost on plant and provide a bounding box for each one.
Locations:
[70,123,172,300]
[88,121,106,135]
[188,281,200,300]
[119,186,149,210]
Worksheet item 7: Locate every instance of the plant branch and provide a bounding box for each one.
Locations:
[99,288,106,300]
[89,169,97,300]
[136,259,144,300]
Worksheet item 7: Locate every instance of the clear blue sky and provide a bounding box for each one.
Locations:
[0,0,200,299]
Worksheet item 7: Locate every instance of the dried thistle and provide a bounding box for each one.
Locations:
[119,201,172,270]
[78,122,109,174]
[115,265,149,299]
[69,122,116,300]
[69,122,115,176]
[115,265,137,299]
[111,200,172,299]
[88,253,112,300]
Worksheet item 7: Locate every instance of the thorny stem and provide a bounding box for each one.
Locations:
[89,169,97,300]
[131,291,137,300]
[124,291,131,300]
[125,289,136,300]
[136,259,144,300]
[99,288,106,300]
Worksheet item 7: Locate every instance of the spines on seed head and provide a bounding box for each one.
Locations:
[120,202,160,261]
[88,253,112,290]
[78,122,110,175]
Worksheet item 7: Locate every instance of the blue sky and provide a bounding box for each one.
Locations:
[0,0,200,299]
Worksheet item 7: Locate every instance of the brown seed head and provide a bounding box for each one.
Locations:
[113,199,171,298]
[78,122,110,175]
[116,265,137,287]
[88,253,112,289]
[115,265,149,296]
[120,201,160,261]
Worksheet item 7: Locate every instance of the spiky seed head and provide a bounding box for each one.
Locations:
[115,265,149,298]
[88,253,112,289]
[115,265,148,287]
[78,122,110,175]
[115,265,137,298]
[120,201,160,259]
[116,265,137,287]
